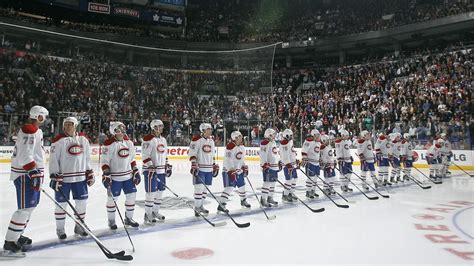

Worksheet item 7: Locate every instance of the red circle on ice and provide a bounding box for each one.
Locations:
[171,247,214,260]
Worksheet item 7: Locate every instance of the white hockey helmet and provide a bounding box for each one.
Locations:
[199,123,212,132]
[403,133,410,139]
[230,131,242,141]
[109,121,125,134]
[440,133,447,139]
[340,129,350,138]
[435,138,444,148]
[320,134,329,144]
[360,130,370,138]
[264,128,276,139]
[310,129,320,137]
[63,117,79,128]
[150,119,164,130]
[282,129,293,140]
[29,105,48,121]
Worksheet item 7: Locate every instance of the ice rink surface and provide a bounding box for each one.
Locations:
[0,160,473,265]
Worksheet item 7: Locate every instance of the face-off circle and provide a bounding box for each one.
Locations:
[171,247,214,260]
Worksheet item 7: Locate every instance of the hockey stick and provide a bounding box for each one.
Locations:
[163,184,226,227]
[107,188,135,253]
[298,169,349,208]
[274,178,325,213]
[407,174,431,189]
[194,173,250,228]
[412,165,442,184]
[344,169,390,198]
[42,189,133,261]
[451,161,474,177]
[311,169,352,203]
[244,176,276,220]
[334,167,378,200]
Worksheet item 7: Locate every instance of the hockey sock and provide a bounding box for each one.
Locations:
[5,207,33,242]
[106,196,116,221]
[55,202,68,231]
[125,192,136,219]
[193,184,203,208]
[261,182,270,201]
[74,199,87,221]
[237,186,246,200]
[291,178,296,194]
[283,180,291,196]
[153,191,163,214]
[145,192,155,216]
[221,187,233,203]
[269,182,276,197]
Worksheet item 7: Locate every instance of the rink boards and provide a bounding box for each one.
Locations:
[0,146,472,170]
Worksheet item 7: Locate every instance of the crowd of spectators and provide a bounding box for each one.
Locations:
[1,0,472,43]
[0,43,472,149]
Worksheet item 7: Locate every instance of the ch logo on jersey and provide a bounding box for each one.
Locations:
[328,150,334,156]
[367,144,373,150]
[386,143,391,149]
[118,147,130,158]
[157,144,166,153]
[68,144,83,155]
[397,146,401,151]
[272,147,278,154]
[235,151,243,160]
[344,144,349,150]
[314,146,320,153]
[202,145,212,153]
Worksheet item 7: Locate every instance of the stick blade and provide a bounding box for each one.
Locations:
[267,215,277,220]
[213,221,227,227]
[312,207,325,213]
[236,222,251,228]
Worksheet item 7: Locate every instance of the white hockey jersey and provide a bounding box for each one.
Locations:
[189,135,215,173]
[427,144,441,159]
[223,142,245,173]
[10,124,45,180]
[374,135,390,158]
[439,140,452,157]
[260,139,280,171]
[335,138,352,162]
[142,134,168,174]
[301,137,320,166]
[357,139,375,163]
[400,139,414,160]
[390,140,402,158]
[280,139,297,167]
[320,143,335,166]
[101,136,136,181]
[49,133,92,183]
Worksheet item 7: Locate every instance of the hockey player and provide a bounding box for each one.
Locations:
[101,122,140,229]
[301,129,321,199]
[439,133,453,176]
[260,128,280,207]
[400,133,415,181]
[49,117,95,240]
[389,133,402,183]
[142,119,171,223]
[280,129,298,202]
[426,140,443,180]
[218,131,250,213]
[357,130,377,189]
[3,106,48,254]
[375,133,391,186]
[189,123,219,217]
[335,130,353,193]
[320,134,336,194]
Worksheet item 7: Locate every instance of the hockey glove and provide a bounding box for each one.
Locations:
[261,162,270,173]
[102,169,112,189]
[300,158,308,168]
[49,173,64,191]
[242,165,249,177]
[86,170,95,187]
[278,161,284,171]
[228,170,237,181]
[190,162,199,176]
[165,164,173,177]
[132,167,141,185]
[212,163,219,177]
[29,168,44,191]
